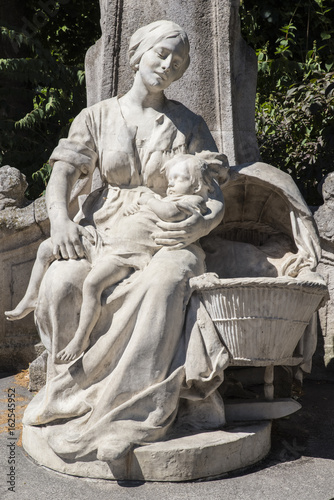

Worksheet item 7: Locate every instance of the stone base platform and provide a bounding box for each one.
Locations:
[23,422,271,482]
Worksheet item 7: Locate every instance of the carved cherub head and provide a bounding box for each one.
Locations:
[162,153,228,198]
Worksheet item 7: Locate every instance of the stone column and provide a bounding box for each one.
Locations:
[85,0,260,166]
[314,172,334,378]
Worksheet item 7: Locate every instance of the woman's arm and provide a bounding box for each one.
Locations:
[46,161,94,260]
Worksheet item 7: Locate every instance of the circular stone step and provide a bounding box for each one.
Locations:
[23,422,271,482]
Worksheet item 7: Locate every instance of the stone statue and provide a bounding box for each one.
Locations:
[12,20,327,480]
[19,20,230,465]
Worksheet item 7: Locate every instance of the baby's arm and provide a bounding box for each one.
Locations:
[127,192,203,222]
[144,197,186,222]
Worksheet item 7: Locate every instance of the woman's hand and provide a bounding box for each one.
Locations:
[154,211,207,249]
[45,161,95,260]
[153,190,225,249]
[50,217,95,260]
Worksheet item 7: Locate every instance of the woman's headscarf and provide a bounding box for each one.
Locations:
[128,20,190,77]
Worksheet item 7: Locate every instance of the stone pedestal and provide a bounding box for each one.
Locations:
[23,422,271,481]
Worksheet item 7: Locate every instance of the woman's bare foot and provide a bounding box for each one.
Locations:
[56,335,90,363]
[5,298,36,321]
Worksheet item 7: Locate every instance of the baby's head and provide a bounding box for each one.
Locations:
[161,154,214,197]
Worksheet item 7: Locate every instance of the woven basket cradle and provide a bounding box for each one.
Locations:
[197,277,327,364]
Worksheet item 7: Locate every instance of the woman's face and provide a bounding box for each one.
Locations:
[138,37,189,92]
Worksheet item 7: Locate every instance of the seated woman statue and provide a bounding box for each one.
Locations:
[7,153,224,363]
[21,20,230,463]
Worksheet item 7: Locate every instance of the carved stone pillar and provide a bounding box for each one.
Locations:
[85,0,260,166]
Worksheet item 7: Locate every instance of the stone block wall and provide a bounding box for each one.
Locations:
[0,167,49,370]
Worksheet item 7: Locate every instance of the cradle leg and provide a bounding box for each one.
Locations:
[264,365,274,400]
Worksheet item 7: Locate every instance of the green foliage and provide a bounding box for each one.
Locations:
[256,72,334,204]
[32,161,53,190]
[0,1,100,199]
[240,0,334,204]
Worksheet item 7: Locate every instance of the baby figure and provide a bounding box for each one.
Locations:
[5,153,218,362]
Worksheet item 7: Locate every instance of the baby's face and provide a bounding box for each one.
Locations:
[166,161,196,196]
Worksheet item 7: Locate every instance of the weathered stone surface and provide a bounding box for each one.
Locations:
[29,347,47,391]
[0,165,28,210]
[314,172,334,376]
[23,422,271,481]
[85,0,260,166]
